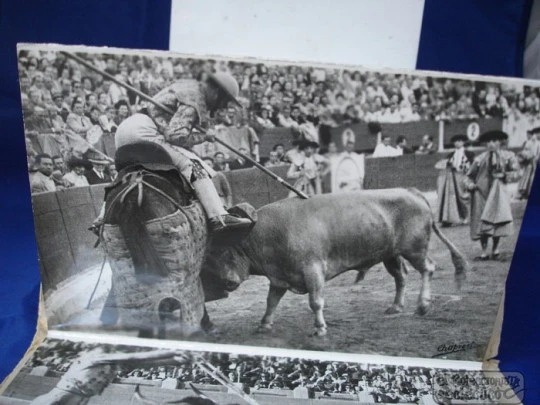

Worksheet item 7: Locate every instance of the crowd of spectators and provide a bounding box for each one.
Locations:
[28,340,499,404]
[18,49,540,194]
[20,49,540,142]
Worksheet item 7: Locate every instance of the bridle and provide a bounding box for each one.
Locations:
[101,168,196,242]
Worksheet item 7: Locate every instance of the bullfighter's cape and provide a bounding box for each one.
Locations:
[466,149,520,240]
[437,149,474,225]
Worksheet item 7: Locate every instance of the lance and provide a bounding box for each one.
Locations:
[61,51,309,199]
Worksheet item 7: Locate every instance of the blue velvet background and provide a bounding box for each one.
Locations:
[1,0,539,402]
[0,0,171,383]
[417,1,539,403]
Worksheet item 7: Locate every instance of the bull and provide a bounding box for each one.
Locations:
[206,188,468,337]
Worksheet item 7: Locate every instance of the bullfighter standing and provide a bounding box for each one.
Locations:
[437,134,475,227]
[465,130,520,260]
[113,73,252,232]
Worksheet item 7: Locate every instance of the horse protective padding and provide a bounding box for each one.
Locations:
[101,202,208,336]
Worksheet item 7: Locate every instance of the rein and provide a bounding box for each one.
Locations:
[102,169,196,238]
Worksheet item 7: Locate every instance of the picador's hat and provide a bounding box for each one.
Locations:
[478,130,508,143]
[208,72,242,107]
[450,134,468,143]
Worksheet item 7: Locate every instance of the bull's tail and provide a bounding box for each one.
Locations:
[432,221,468,289]
[408,188,468,289]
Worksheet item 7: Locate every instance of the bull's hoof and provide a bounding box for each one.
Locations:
[311,328,327,337]
[384,305,403,315]
[415,305,429,316]
[256,324,273,334]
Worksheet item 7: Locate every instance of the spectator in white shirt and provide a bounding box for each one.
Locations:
[62,157,91,188]
[256,106,275,128]
[373,135,400,158]
[380,102,402,123]
[278,106,300,129]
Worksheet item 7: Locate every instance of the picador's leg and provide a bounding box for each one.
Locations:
[257,285,287,333]
[189,161,252,232]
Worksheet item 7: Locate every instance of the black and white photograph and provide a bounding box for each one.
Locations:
[1,335,519,405]
[17,43,540,361]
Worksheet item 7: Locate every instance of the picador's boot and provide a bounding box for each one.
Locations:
[192,178,252,232]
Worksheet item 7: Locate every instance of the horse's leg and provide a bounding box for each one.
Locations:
[200,305,217,333]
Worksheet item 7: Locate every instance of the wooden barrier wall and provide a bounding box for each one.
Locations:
[32,185,107,292]
[257,118,503,156]
[34,153,449,293]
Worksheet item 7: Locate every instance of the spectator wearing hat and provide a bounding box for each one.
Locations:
[437,134,475,227]
[52,92,70,122]
[84,151,112,185]
[465,130,520,260]
[29,154,56,194]
[517,127,540,199]
[287,140,329,197]
[62,157,91,188]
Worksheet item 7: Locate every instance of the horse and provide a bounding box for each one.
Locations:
[99,141,217,339]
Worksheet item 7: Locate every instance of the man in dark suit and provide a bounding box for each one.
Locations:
[84,150,112,184]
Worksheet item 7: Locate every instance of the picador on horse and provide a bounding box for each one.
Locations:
[96,72,252,232]
[94,72,255,338]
